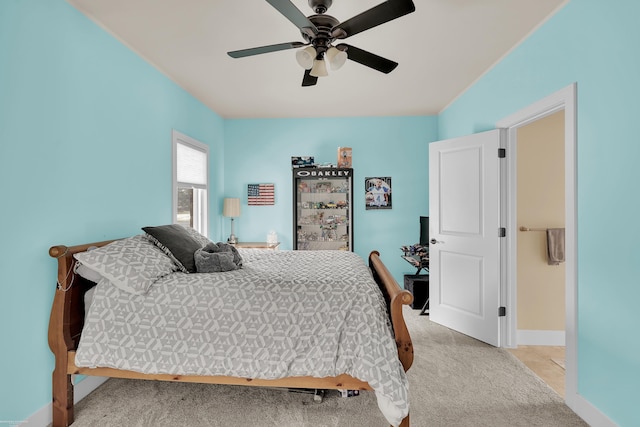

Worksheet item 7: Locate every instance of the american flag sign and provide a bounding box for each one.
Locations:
[247,183,275,205]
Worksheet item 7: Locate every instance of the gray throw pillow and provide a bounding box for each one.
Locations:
[142,224,202,273]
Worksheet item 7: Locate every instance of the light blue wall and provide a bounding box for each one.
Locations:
[439,0,640,425]
[4,0,638,425]
[0,0,224,421]
[224,116,437,283]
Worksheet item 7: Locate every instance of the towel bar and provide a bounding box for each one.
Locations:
[519,226,547,232]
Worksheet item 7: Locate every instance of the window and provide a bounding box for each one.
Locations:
[172,130,209,236]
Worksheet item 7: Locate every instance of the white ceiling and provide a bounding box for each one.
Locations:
[67,0,567,119]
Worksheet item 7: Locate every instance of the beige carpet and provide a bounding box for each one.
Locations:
[71,308,587,426]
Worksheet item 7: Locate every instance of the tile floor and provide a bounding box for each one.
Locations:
[508,345,566,397]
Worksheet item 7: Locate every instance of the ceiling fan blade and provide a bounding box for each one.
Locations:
[302,69,318,87]
[266,0,318,37]
[337,44,398,74]
[332,0,416,39]
[228,41,306,58]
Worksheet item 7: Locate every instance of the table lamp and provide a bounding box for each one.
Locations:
[222,198,240,244]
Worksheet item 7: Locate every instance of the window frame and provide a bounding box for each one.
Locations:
[172,130,209,236]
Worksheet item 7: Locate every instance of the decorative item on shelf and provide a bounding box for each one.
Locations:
[267,230,278,245]
[291,156,314,168]
[315,182,332,193]
[337,147,352,168]
[248,183,275,206]
[222,198,241,244]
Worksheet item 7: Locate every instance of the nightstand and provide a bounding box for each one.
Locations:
[233,242,280,250]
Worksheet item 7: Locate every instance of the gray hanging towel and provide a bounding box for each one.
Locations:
[546,228,565,265]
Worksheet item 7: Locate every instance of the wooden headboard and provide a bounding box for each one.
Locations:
[48,240,116,352]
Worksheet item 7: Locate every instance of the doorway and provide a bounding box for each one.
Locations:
[515,111,566,344]
[496,83,577,406]
[507,110,566,395]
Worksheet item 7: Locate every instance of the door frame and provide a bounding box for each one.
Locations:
[496,83,577,400]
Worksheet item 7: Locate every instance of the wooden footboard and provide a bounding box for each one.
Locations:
[368,250,414,373]
[48,242,413,427]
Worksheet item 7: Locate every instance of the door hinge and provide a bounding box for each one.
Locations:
[498,148,506,158]
[499,227,506,237]
[498,306,506,317]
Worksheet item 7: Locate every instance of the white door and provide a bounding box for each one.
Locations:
[429,129,502,346]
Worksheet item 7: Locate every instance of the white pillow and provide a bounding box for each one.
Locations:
[74,262,104,283]
[74,235,177,295]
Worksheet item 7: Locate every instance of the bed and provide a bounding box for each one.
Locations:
[48,227,414,427]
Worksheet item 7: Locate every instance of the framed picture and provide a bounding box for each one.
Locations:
[247,183,275,205]
[365,177,392,210]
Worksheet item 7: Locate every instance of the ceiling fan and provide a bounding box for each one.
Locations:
[227,0,416,87]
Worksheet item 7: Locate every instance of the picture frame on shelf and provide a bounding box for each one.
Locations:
[337,147,352,168]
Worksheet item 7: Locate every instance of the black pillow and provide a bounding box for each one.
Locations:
[142,225,202,273]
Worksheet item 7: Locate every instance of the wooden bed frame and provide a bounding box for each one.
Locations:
[48,241,414,427]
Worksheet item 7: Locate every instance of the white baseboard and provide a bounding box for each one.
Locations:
[516,330,617,425]
[517,329,565,346]
[21,376,108,427]
[567,391,618,427]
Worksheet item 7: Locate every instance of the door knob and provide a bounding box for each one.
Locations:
[430,238,437,244]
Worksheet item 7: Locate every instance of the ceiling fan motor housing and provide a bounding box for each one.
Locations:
[309,0,332,14]
[302,14,340,56]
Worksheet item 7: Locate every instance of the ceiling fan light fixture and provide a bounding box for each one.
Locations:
[296,46,316,69]
[326,46,347,70]
[309,58,328,77]
[227,0,417,87]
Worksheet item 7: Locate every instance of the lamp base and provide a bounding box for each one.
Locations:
[228,217,237,244]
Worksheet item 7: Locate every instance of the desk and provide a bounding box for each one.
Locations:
[401,254,429,275]
[233,242,280,250]
[404,275,429,315]
[401,248,429,315]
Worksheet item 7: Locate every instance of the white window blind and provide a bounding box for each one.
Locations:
[176,140,207,188]
[172,130,209,236]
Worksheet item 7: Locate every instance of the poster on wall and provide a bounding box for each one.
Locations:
[365,177,392,210]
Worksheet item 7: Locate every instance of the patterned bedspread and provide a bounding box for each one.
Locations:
[76,249,409,425]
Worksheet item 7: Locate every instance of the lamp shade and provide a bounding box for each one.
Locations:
[296,46,316,70]
[309,58,328,77]
[326,47,348,70]
[223,198,240,217]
